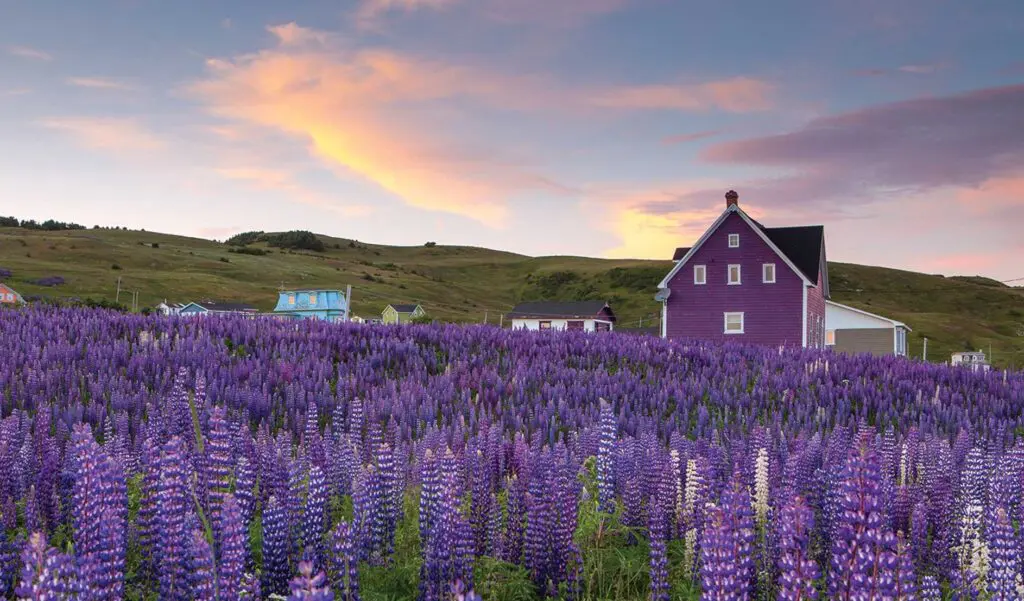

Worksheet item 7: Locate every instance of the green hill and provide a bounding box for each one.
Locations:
[2,225,1022,368]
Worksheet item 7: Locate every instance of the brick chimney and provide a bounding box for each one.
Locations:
[725,189,739,208]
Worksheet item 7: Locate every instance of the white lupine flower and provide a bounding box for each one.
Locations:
[753,448,769,526]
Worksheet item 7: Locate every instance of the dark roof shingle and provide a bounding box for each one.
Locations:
[672,247,690,261]
[762,226,824,283]
[507,301,615,321]
[388,304,421,313]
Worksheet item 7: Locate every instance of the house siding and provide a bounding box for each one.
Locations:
[665,212,804,346]
[511,318,613,332]
[806,269,826,348]
[833,328,895,357]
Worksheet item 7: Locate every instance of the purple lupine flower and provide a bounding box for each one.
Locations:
[219,493,247,600]
[419,466,470,601]
[701,504,743,601]
[918,575,941,601]
[157,436,191,601]
[648,502,670,601]
[135,436,160,582]
[303,465,328,569]
[376,443,402,560]
[15,531,82,600]
[828,441,896,601]
[895,532,916,601]
[70,424,125,601]
[597,399,617,513]
[776,495,819,601]
[205,406,233,543]
[189,530,217,601]
[451,579,483,601]
[503,474,526,566]
[234,455,256,529]
[910,501,930,574]
[419,449,440,548]
[287,560,334,600]
[987,506,1020,601]
[262,495,291,596]
[720,473,755,601]
[469,449,493,557]
[329,520,361,601]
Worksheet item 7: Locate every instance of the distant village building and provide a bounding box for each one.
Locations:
[178,300,260,318]
[273,289,349,322]
[155,301,185,316]
[507,301,616,332]
[0,283,25,305]
[951,350,991,371]
[382,304,425,324]
[824,300,911,357]
[657,190,828,347]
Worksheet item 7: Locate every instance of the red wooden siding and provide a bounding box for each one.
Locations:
[665,212,805,346]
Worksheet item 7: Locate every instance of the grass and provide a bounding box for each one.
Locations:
[1,225,1022,368]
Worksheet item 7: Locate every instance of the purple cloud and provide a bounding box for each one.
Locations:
[701,84,1024,207]
[661,130,721,145]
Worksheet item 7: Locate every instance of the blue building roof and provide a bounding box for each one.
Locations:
[273,289,347,313]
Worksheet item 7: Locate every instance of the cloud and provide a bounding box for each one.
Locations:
[855,62,949,76]
[66,77,139,91]
[662,130,721,145]
[355,0,456,29]
[701,84,1024,208]
[214,165,373,217]
[39,117,165,154]
[0,88,32,97]
[354,0,627,29]
[8,45,51,61]
[591,77,774,113]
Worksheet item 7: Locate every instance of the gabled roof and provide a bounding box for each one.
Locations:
[388,304,422,313]
[762,226,824,283]
[672,247,690,261]
[658,204,817,290]
[0,283,25,303]
[507,301,616,322]
[182,300,258,312]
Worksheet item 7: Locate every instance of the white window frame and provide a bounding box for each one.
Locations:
[309,293,317,305]
[724,312,744,334]
[762,263,776,284]
[825,329,836,346]
[728,264,742,285]
[728,233,739,248]
[288,294,296,305]
[693,265,706,285]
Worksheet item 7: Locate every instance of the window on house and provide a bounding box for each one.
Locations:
[309,293,317,305]
[728,233,739,248]
[694,265,706,285]
[724,312,744,334]
[728,264,741,285]
[539,321,551,330]
[762,263,776,283]
[825,330,836,345]
[288,294,295,305]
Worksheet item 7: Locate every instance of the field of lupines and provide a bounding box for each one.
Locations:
[0,307,1023,600]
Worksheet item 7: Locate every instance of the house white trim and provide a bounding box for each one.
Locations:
[824,300,910,330]
[661,302,667,338]
[762,263,776,284]
[694,264,706,285]
[657,204,813,290]
[724,312,744,334]
[728,233,740,248]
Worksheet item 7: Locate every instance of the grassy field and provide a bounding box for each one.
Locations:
[2,225,1022,368]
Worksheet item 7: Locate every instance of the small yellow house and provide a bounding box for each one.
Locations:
[382,303,425,324]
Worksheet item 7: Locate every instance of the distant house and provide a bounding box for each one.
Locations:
[507,301,616,332]
[825,301,911,357]
[951,350,991,371]
[155,300,185,316]
[0,283,25,305]
[656,190,829,348]
[178,300,259,318]
[273,289,349,322]
[382,304,425,324]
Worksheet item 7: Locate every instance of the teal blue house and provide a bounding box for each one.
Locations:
[273,289,349,322]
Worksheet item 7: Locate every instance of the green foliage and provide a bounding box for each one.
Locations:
[0,216,86,230]
[605,267,665,292]
[520,271,601,302]
[263,230,326,252]
[229,247,269,256]
[225,231,265,246]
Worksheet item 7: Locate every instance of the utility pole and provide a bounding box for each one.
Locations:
[115,276,122,304]
[499,313,504,328]
[483,310,488,325]
[923,337,928,362]
[344,284,352,322]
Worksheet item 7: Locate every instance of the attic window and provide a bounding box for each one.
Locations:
[728,233,739,248]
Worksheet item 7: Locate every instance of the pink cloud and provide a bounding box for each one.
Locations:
[8,45,51,61]
[39,117,165,154]
[662,130,721,145]
[66,77,139,91]
[592,77,774,113]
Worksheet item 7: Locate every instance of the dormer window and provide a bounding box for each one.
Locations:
[694,265,706,285]
[728,264,741,285]
[728,233,739,248]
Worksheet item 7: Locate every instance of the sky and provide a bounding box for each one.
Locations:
[2,0,1023,280]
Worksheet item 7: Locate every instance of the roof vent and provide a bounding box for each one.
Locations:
[725,190,739,208]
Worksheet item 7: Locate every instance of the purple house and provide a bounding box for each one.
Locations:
[656,190,829,348]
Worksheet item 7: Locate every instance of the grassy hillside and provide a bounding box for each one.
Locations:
[1,225,1022,368]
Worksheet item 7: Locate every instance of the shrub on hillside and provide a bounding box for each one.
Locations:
[31,276,65,287]
[228,247,268,256]
[263,230,325,252]
[225,231,265,246]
